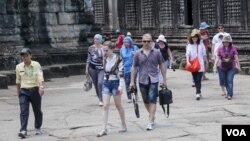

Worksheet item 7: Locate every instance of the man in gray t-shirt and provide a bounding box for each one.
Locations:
[130,33,167,131]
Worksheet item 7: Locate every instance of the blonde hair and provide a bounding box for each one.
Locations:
[103,41,115,50]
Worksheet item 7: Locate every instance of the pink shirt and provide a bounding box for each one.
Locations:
[217,46,238,69]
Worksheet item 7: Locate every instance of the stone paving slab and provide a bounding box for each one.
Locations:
[0,70,250,141]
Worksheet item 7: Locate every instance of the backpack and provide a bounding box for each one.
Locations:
[158,87,173,118]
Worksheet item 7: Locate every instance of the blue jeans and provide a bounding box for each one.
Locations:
[139,82,158,104]
[124,72,137,100]
[19,87,43,132]
[102,80,119,96]
[217,67,225,86]
[220,68,236,97]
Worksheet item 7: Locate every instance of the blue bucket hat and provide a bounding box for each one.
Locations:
[94,34,103,42]
[199,22,209,29]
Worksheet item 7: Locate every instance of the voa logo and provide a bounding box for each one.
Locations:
[226,129,246,136]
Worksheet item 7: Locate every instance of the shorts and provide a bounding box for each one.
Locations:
[139,82,158,104]
[102,80,119,96]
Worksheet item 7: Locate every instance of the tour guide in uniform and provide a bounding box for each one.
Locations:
[16,48,45,138]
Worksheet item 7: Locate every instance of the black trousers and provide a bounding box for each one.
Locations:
[19,87,43,131]
[192,72,203,94]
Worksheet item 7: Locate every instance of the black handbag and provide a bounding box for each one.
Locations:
[158,87,173,117]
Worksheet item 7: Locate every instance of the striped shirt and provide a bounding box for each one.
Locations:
[86,45,104,70]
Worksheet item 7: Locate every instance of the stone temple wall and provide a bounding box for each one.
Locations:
[0,0,98,70]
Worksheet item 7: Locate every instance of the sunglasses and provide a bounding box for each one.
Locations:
[142,40,151,43]
[218,28,224,29]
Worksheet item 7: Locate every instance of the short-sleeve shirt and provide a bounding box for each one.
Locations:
[212,32,230,45]
[120,45,139,74]
[133,47,164,85]
[217,46,238,69]
[16,60,44,88]
[186,43,207,72]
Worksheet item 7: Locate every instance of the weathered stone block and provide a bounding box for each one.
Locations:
[58,12,76,25]
[240,67,250,75]
[64,0,79,12]
[0,35,22,42]
[0,28,20,35]
[45,1,64,13]
[0,75,8,89]
[0,0,6,14]
[49,65,69,78]
[44,13,58,25]
[76,12,94,24]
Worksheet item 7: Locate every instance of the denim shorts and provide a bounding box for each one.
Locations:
[139,82,158,104]
[102,80,119,96]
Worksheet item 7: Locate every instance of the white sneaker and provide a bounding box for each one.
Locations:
[18,131,27,138]
[99,102,103,107]
[146,122,154,131]
[196,94,201,100]
[127,99,132,103]
[35,128,41,135]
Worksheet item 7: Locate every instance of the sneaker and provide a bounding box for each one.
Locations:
[127,99,132,103]
[227,96,232,100]
[35,128,41,135]
[196,94,201,100]
[99,102,103,107]
[146,122,154,131]
[97,129,107,137]
[18,131,27,138]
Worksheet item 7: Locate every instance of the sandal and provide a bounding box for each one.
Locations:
[96,129,107,137]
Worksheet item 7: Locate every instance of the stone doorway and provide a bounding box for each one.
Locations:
[185,0,193,25]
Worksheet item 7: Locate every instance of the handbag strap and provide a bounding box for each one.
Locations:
[161,104,170,118]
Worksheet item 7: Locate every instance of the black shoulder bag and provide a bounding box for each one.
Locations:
[158,87,173,118]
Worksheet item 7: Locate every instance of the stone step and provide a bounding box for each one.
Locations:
[0,63,86,89]
[0,75,8,89]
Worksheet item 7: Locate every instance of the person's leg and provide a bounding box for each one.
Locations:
[88,67,99,101]
[139,83,150,112]
[196,72,203,94]
[226,68,236,99]
[217,67,227,95]
[124,73,132,101]
[97,70,104,102]
[19,93,30,132]
[148,82,158,123]
[102,94,111,131]
[113,94,126,132]
[29,88,43,132]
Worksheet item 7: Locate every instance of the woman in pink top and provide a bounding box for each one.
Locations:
[213,35,241,100]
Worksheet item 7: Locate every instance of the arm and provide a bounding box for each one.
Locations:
[159,63,167,87]
[37,64,45,96]
[167,48,173,62]
[85,47,91,75]
[129,62,136,89]
[235,54,241,71]
[16,66,21,96]
[186,45,191,66]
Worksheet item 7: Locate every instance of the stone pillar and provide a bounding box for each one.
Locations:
[108,0,119,30]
